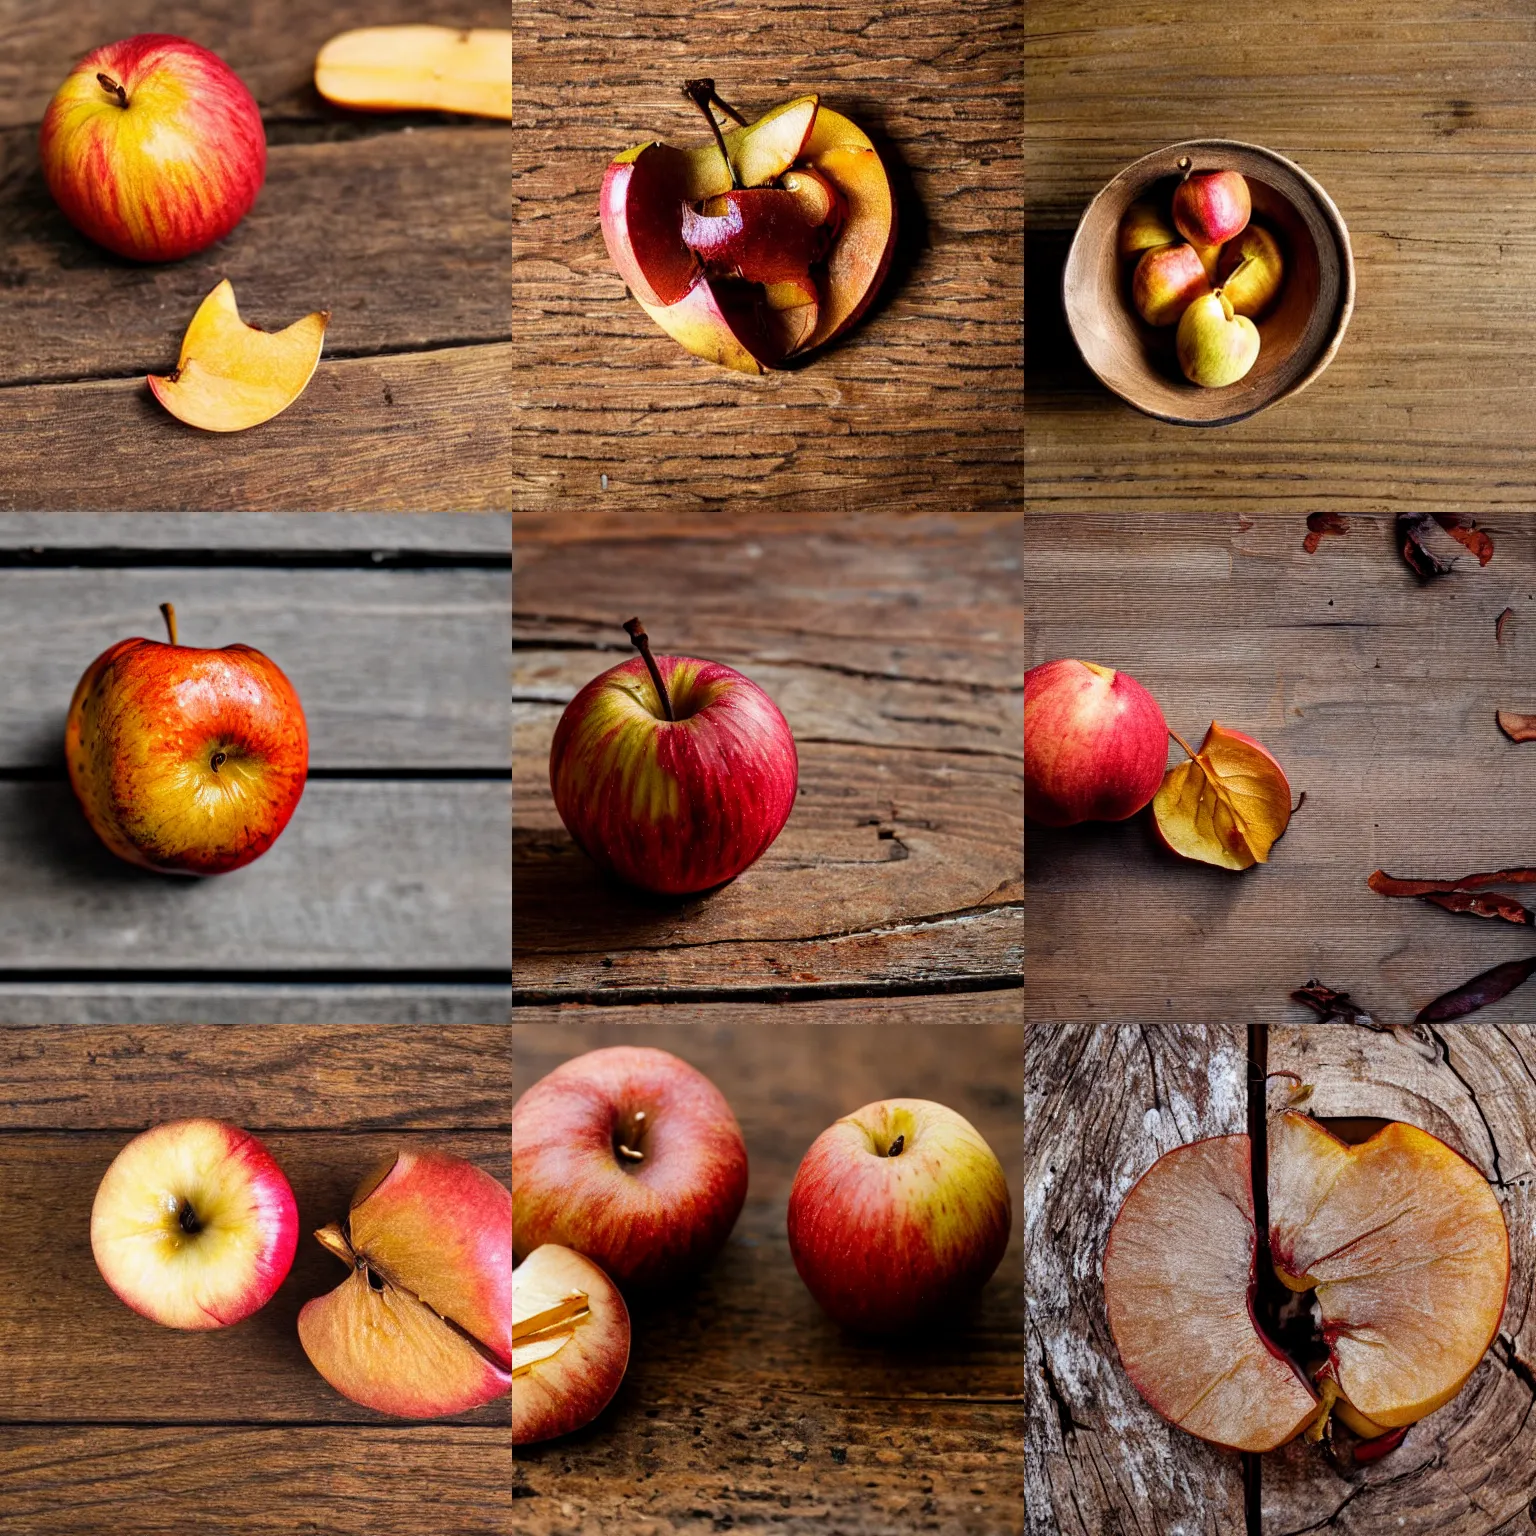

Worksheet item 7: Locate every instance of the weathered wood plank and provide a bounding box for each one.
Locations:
[0,1426,509,1535]
[0,984,510,1024]
[0,512,509,551]
[514,1003,1023,1533]
[0,567,509,767]
[0,1130,508,1423]
[0,781,510,971]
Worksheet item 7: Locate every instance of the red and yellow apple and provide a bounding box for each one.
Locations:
[1130,242,1209,327]
[65,603,308,875]
[1025,659,1169,827]
[1217,224,1285,318]
[600,82,895,371]
[787,1098,1010,1334]
[1117,198,1177,260]
[40,34,265,262]
[1172,169,1250,247]
[298,1148,512,1420]
[91,1118,298,1330]
[512,1045,750,1290]
[1176,289,1259,387]
[549,618,797,895]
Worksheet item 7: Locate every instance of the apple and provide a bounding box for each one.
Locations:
[1024,659,1168,827]
[600,81,895,371]
[787,1098,1010,1334]
[1103,1113,1509,1454]
[513,1244,631,1444]
[1172,169,1250,247]
[1117,197,1177,260]
[40,34,266,263]
[298,1147,512,1419]
[314,26,513,119]
[548,617,797,895]
[66,603,308,875]
[512,1045,749,1289]
[91,1118,298,1330]
[1176,289,1260,387]
[1130,242,1208,327]
[1217,224,1285,317]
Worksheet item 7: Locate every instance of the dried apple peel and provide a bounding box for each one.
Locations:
[149,280,328,433]
[315,26,513,119]
[1153,721,1292,870]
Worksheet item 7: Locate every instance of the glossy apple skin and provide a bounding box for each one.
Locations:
[1217,224,1284,317]
[1173,170,1251,247]
[512,1045,750,1289]
[66,634,308,875]
[1176,290,1260,387]
[40,35,265,262]
[550,652,796,895]
[787,1098,1011,1334]
[1025,659,1168,826]
[91,1118,298,1330]
[1131,242,1208,327]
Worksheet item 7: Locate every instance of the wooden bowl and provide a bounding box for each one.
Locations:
[1063,140,1354,427]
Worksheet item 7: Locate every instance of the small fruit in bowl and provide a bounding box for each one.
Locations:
[1131,242,1209,327]
[1217,225,1285,317]
[1117,198,1177,260]
[1173,168,1250,246]
[1176,290,1260,388]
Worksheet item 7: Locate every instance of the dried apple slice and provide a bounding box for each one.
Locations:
[314,27,513,119]
[149,280,327,433]
[1152,721,1292,870]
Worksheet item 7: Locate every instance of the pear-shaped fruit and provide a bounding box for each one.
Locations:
[1176,290,1259,387]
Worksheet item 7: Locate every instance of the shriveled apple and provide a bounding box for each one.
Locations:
[513,1245,631,1444]
[314,26,513,119]
[149,279,327,433]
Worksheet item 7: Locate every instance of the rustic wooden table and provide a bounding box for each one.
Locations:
[512,0,1022,513]
[1026,1022,1536,1535]
[0,3,510,511]
[514,1003,1024,1534]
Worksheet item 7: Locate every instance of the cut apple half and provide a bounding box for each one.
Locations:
[315,26,513,119]
[149,279,327,433]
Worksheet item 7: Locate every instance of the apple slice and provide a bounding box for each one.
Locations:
[681,188,830,283]
[149,280,328,433]
[314,26,512,119]
[636,281,775,374]
[513,1245,631,1445]
[1103,1134,1320,1452]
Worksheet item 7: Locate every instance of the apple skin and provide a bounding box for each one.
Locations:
[1117,197,1177,260]
[66,629,308,876]
[512,1045,750,1290]
[40,34,266,263]
[1176,290,1260,387]
[1131,242,1209,327]
[1025,659,1168,827]
[91,1118,298,1330]
[549,652,797,895]
[1217,224,1285,317]
[787,1098,1011,1334]
[1172,170,1251,247]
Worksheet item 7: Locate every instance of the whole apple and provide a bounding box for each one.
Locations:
[91,1118,298,1330]
[66,603,308,875]
[1025,658,1168,826]
[1177,290,1260,388]
[40,34,266,262]
[1172,169,1250,247]
[787,1098,1011,1333]
[549,618,797,895]
[1131,242,1208,327]
[512,1045,750,1289]
[298,1148,512,1419]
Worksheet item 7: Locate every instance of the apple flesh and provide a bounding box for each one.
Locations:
[1131,242,1209,327]
[1217,224,1285,318]
[91,1118,298,1330]
[314,26,513,119]
[512,1045,749,1290]
[513,1244,631,1444]
[1176,290,1259,387]
[787,1098,1010,1334]
[1173,169,1251,247]
[1025,659,1168,827]
[40,34,265,263]
[65,603,308,875]
[298,1148,512,1419]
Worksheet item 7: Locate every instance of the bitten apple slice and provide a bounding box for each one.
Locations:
[149,280,328,433]
[297,1148,511,1419]
[315,26,513,119]
[1269,1112,1509,1431]
[513,1245,631,1445]
[1104,1135,1319,1452]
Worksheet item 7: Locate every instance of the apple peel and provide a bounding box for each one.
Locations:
[315,27,513,119]
[1153,721,1292,870]
[149,280,327,433]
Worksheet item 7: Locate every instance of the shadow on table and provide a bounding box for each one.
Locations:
[1025,225,1103,401]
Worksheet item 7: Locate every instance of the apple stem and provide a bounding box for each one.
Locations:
[97,72,128,108]
[159,602,178,646]
[682,79,741,190]
[1167,727,1198,761]
[706,86,748,126]
[624,618,675,722]
[1177,155,1193,182]
[1223,254,1257,288]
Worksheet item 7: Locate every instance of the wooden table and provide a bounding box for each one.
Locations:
[512,0,1022,513]
[0,3,510,511]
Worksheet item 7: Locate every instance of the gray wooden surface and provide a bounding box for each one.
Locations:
[0,513,511,551]
[0,984,512,1023]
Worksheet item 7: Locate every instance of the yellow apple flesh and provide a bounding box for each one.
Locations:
[314,26,513,119]
[1175,290,1259,387]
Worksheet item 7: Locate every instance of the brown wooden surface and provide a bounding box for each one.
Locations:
[1026,512,1536,1027]
[511,0,1022,513]
[513,1000,1024,1535]
[1026,0,1536,506]
[1024,1022,1536,1536]
[0,1,510,511]
[0,1023,512,1531]
[515,510,1023,1001]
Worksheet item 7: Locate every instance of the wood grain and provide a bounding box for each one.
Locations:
[512,0,1021,513]
[513,1001,1023,1535]
[0,984,511,1024]
[515,511,1023,998]
[0,512,511,551]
